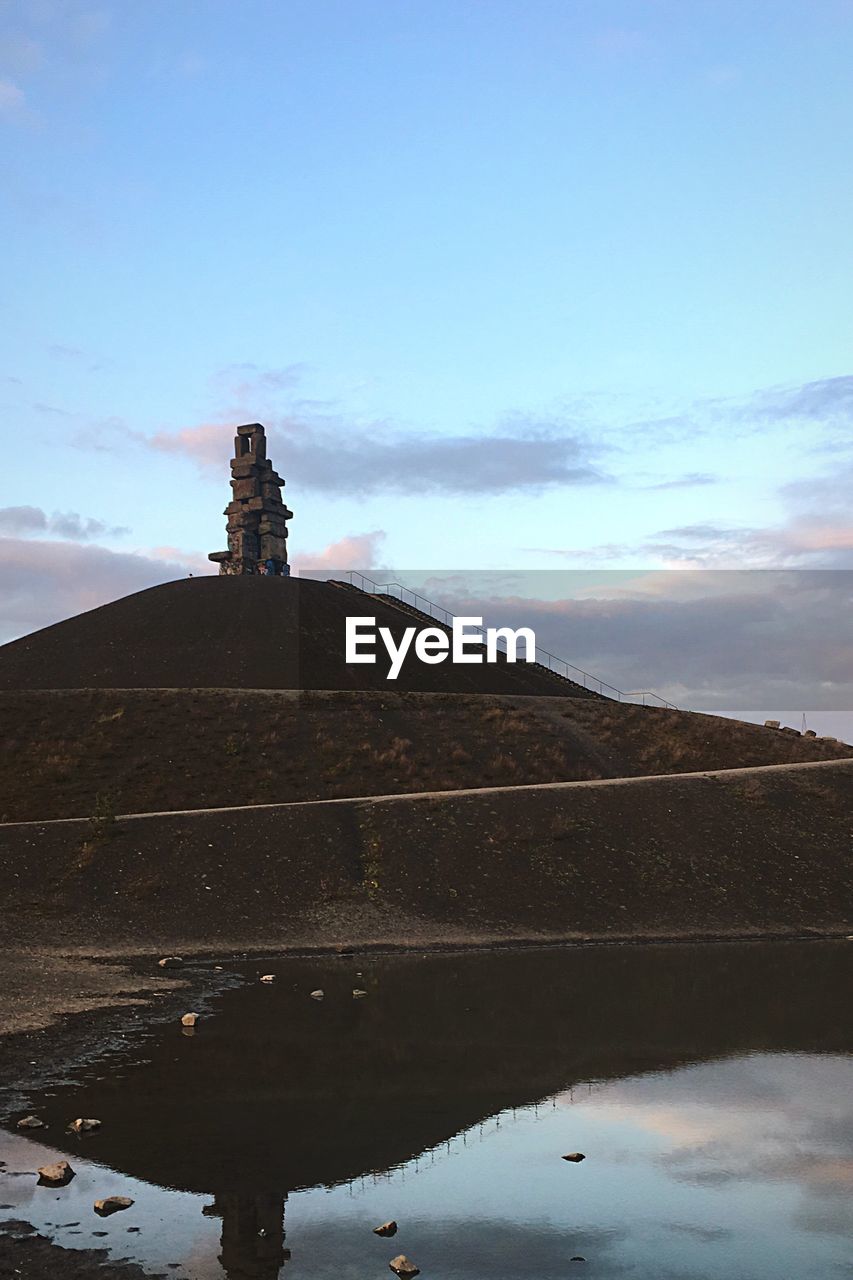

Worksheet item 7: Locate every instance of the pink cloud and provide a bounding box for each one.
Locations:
[291,530,385,573]
[787,521,853,552]
[148,422,234,471]
[148,544,216,575]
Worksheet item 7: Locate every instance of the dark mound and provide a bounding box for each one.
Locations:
[0,576,594,696]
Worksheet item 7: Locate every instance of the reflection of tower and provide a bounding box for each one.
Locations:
[206,1193,290,1279]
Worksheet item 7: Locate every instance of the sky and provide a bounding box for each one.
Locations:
[2,0,853,720]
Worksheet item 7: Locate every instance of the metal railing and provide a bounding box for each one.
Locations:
[336,570,679,709]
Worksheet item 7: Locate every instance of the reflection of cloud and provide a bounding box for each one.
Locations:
[668,1221,732,1241]
[286,1216,627,1280]
[589,1104,717,1148]
[585,1054,853,1238]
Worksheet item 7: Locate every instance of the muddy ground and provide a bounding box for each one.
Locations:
[0,1221,163,1280]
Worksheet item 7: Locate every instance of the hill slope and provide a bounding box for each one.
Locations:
[0,576,596,696]
[1,688,849,822]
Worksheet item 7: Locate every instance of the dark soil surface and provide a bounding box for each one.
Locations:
[0,1221,160,1280]
[1,689,848,823]
[0,576,596,697]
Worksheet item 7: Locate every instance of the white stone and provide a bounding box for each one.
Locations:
[69,1118,101,1133]
[37,1160,75,1187]
[94,1196,134,1216]
[389,1255,419,1277]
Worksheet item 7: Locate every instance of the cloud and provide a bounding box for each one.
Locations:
[655,523,733,541]
[133,361,610,496]
[0,78,25,113]
[291,530,385,573]
[212,362,309,400]
[782,462,853,518]
[749,375,853,424]
[619,374,853,448]
[47,342,87,361]
[589,26,651,59]
[0,34,43,74]
[43,342,107,374]
[0,539,201,643]
[147,417,607,496]
[412,568,853,713]
[83,365,853,502]
[644,473,719,491]
[33,400,72,416]
[0,505,128,541]
[538,452,853,570]
[0,526,387,643]
[643,517,853,569]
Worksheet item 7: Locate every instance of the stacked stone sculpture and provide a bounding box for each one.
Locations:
[208,423,293,576]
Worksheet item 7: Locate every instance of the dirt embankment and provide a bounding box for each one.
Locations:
[1,759,851,954]
[1,689,848,823]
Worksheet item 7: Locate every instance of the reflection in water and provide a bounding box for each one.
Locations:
[1,941,852,1279]
[208,1195,289,1280]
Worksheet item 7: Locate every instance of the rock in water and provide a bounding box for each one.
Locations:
[94,1197,134,1216]
[562,1152,586,1162]
[38,1161,75,1187]
[69,1118,101,1133]
[260,975,275,984]
[17,1115,45,1130]
[309,990,325,1001]
[389,1255,419,1277]
[158,956,183,969]
[373,1221,398,1237]
[181,1012,199,1027]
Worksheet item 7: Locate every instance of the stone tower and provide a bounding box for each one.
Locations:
[208,423,293,576]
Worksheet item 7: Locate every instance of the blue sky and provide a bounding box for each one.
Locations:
[2,0,853,717]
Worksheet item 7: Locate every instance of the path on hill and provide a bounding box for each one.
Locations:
[2,753,851,827]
